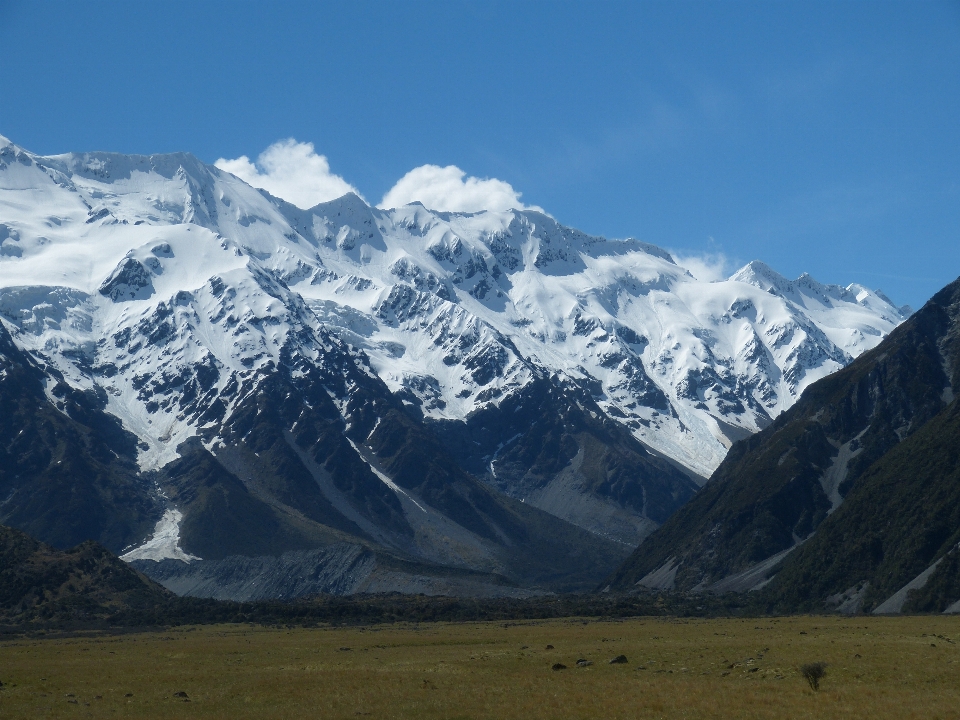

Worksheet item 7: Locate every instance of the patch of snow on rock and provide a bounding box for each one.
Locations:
[121,509,200,563]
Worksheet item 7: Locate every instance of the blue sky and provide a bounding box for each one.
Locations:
[1,0,957,309]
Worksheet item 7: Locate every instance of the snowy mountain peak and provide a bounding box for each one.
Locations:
[731,260,906,316]
[871,288,914,317]
[0,139,908,481]
[310,190,374,215]
[729,260,790,292]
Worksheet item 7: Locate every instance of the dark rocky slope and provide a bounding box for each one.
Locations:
[0,313,635,596]
[607,276,960,613]
[0,321,158,551]
[0,303,647,595]
[427,377,700,545]
[144,348,633,594]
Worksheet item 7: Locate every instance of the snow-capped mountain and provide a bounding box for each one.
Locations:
[0,135,908,595]
[607,275,960,614]
[0,135,907,477]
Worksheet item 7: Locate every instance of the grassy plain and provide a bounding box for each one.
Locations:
[1,615,958,719]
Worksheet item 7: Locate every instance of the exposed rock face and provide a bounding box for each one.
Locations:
[99,257,154,301]
[426,378,698,546]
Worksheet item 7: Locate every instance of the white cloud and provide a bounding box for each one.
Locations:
[672,251,732,282]
[379,164,542,213]
[215,139,361,210]
[215,141,540,215]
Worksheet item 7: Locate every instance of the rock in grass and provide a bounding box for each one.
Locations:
[552,663,567,671]
[610,655,628,664]
[576,659,593,667]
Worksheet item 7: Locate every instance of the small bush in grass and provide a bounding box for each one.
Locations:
[800,662,827,691]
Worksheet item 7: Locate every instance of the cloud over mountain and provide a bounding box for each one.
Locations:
[215,139,362,210]
[672,251,733,283]
[379,164,542,213]
[218,138,541,215]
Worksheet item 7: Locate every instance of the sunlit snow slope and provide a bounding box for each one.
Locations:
[0,135,908,482]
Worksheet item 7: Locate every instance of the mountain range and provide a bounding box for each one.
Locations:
[608,276,960,614]
[0,135,911,599]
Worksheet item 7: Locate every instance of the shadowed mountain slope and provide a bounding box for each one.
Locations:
[0,321,158,551]
[772,395,960,613]
[607,276,960,612]
[426,377,699,546]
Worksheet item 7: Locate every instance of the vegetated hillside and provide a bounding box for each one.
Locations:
[0,524,169,623]
[606,276,960,614]
[772,395,960,613]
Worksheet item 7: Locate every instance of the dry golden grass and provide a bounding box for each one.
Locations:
[1,615,958,719]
